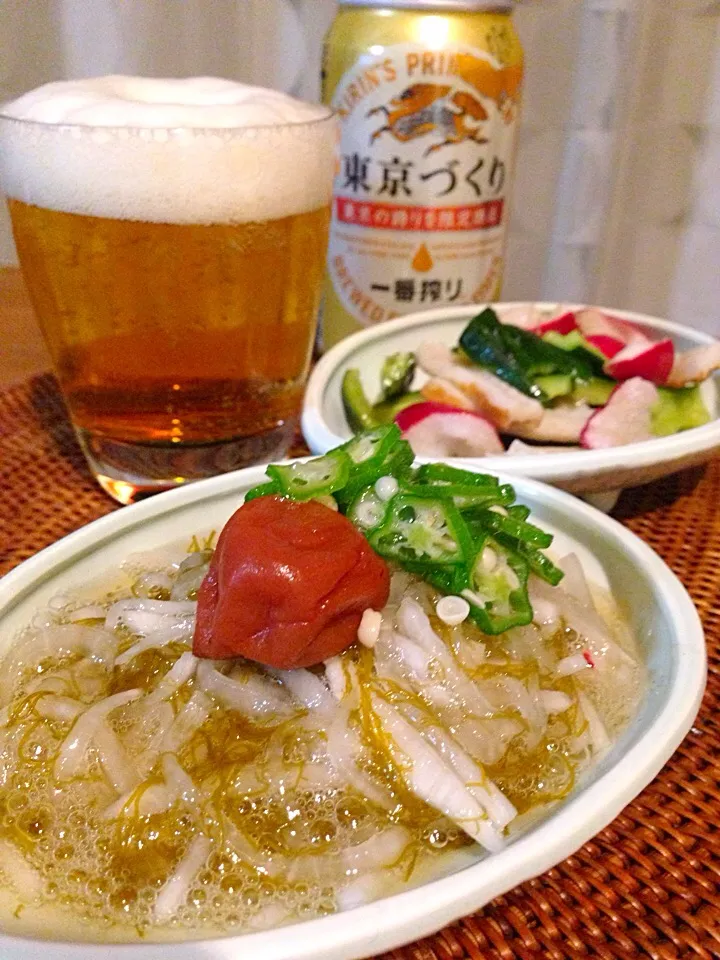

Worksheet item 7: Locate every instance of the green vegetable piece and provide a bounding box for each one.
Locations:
[461,537,532,634]
[652,386,711,437]
[341,369,378,432]
[379,352,416,401]
[370,494,471,567]
[468,508,553,549]
[571,376,615,407]
[507,504,531,521]
[543,330,606,361]
[267,450,351,501]
[495,533,565,586]
[347,485,390,532]
[459,307,539,398]
[337,424,413,506]
[541,330,608,385]
[535,373,574,400]
[404,481,515,511]
[414,462,501,489]
[380,440,415,481]
[372,391,424,424]
[499,323,600,383]
[459,308,602,404]
[244,479,281,503]
[342,423,400,472]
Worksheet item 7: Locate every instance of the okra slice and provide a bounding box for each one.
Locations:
[495,532,565,586]
[347,485,390,532]
[414,462,502,489]
[460,537,533,634]
[243,479,280,503]
[470,508,554,549]
[267,450,351,501]
[337,425,414,506]
[369,494,471,567]
[405,481,515,511]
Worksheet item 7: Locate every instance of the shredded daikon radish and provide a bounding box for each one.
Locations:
[159,691,212,755]
[145,651,198,703]
[0,839,44,900]
[66,605,107,623]
[371,695,506,852]
[556,653,592,677]
[161,754,198,805]
[54,689,142,782]
[103,782,173,821]
[324,657,348,701]
[153,834,211,922]
[269,667,335,714]
[578,692,611,755]
[541,690,573,714]
[105,598,196,632]
[197,661,296,718]
[114,627,192,666]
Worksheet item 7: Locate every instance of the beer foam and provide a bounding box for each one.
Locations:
[0,77,335,224]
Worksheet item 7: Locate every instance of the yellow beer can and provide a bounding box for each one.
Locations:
[321,0,523,347]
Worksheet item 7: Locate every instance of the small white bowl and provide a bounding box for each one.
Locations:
[0,462,706,960]
[303,304,720,500]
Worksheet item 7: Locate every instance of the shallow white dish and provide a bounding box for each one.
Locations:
[0,462,706,959]
[303,303,720,498]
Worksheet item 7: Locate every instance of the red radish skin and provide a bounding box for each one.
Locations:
[395,402,504,457]
[580,378,659,449]
[604,338,674,385]
[393,401,486,433]
[533,311,577,336]
[585,333,625,359]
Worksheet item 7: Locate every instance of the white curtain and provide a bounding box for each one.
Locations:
[1,0,718,334]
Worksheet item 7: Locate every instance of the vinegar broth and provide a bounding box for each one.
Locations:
[0,539,644,942]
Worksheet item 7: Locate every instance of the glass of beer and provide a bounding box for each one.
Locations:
[0,77,335,503]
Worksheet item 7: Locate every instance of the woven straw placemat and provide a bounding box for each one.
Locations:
[1,373,719,958]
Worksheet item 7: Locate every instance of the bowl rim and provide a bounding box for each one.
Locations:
[0,463,707,960]
[303,302,720,479]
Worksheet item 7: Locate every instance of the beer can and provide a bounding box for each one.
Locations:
[321,0,523,347]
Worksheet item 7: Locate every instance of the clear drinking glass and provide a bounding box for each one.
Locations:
[0,98,335,503]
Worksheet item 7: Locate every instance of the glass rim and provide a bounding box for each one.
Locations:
[0,103,336,134]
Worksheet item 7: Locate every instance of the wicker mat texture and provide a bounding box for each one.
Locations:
[1,373,719,959]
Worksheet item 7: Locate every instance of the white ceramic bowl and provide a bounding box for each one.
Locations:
[0,463,706,959]
[303,304,720,499]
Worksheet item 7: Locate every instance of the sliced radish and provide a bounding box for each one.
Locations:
[575,308,651,349]
[532,310,577,336]
[604,338,674,385]
[585,333,625,359]
[666,342,720,387]
[395,402,504,458]
[500,303,576,332]
[580,378,659,449]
